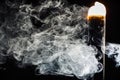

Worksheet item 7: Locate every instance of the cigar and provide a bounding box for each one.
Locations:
[88,16,104,59]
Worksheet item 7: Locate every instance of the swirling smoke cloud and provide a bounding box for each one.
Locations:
[0,0,103,79]
[106,43,120,67]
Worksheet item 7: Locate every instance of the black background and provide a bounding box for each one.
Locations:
[0,0,120,80]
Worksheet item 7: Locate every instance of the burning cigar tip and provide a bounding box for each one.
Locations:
[87,1,106,20]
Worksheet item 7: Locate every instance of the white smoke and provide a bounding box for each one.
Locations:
[106,43,120,67]
[0,0,104,79]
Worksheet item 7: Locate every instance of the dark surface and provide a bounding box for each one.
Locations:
[105,55,120,80]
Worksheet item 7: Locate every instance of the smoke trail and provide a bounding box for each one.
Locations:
[106,43,120,67]
[0,0,103,79]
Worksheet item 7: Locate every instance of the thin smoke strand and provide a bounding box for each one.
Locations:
[0,0,103,79]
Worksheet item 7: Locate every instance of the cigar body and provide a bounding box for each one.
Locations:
[88,16,105,58]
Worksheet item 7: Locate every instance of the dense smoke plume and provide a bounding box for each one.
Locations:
[0,0,104,79]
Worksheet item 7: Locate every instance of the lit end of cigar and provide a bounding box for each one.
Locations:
[87,2,106,20]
